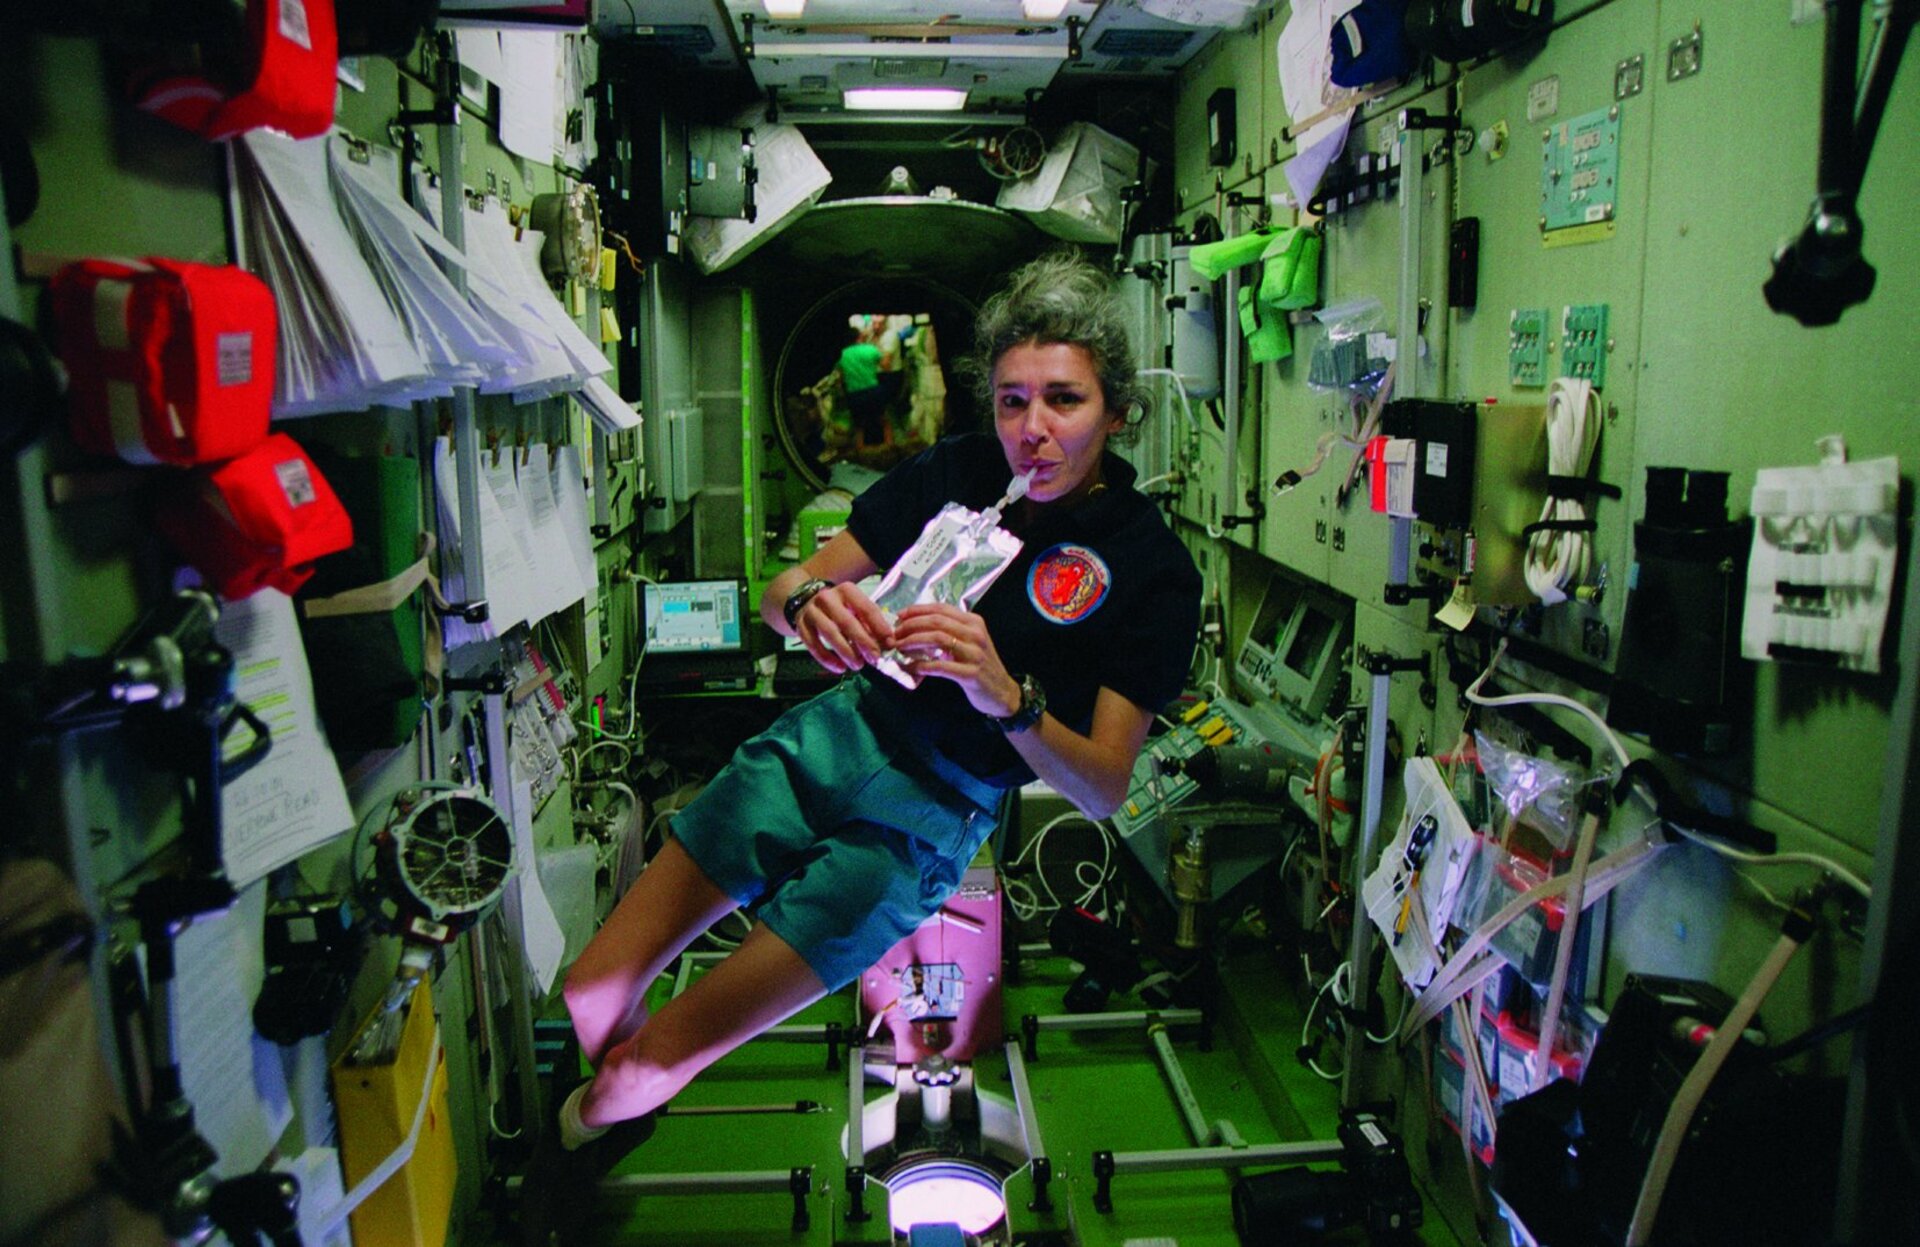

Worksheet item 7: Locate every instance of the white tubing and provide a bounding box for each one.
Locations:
[1531,806,1604,1093]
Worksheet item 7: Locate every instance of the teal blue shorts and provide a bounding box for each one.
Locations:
[669,679,1001,992]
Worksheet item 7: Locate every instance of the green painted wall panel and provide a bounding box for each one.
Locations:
[1633,0,1920,849]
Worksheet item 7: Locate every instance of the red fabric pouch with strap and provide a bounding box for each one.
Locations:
[135,0,338,141]
[51,258,276,466]
[157,433,354,600]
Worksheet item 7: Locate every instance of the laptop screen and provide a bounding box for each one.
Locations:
[642,581,745,655]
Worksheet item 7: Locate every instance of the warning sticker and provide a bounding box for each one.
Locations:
[275,457,316,507]
[216,332,253,386]
[280,0,312,51]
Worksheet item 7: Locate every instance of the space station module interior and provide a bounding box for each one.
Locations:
[1,2,1918,1246]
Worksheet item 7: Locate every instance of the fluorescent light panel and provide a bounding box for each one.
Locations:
[753,40,1068,59]
[1022,0,1071,18]
[763,0,806,18]
[843,87,970,111]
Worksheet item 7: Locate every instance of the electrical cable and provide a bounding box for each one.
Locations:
[1465,638,1633,772]
[576,647,648,742]
[1134,366,1202,433]
[1003,812,1112,921]
[1672,823,1872,901]
[1524,376,1603,604]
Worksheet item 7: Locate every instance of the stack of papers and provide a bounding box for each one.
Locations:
[236,129,642,433]
[236,131,437,414]
[328,140,518,394]
[434,438,599,651]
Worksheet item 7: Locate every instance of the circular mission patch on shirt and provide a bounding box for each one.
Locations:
[1027,543,1110,624]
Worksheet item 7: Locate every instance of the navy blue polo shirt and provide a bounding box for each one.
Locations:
[846,433,1202,789]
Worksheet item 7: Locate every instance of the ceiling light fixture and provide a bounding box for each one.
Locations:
[755,40,1068,60]
[763,0,806,19]
[1022,0,1071,18]
[843,87,970,111]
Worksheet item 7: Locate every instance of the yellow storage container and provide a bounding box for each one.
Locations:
[331,981,456,1247]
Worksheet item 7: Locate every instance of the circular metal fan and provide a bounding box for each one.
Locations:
[352,784,514,945]
[529,182,602,286]
[993,126,1048,180]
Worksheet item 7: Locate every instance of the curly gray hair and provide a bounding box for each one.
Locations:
[959,250,1148,446]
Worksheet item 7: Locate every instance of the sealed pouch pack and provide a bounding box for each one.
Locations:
[870,471,1032,688]
[51,258,276,466]
[157,432,353,599]
[135,0,338,141]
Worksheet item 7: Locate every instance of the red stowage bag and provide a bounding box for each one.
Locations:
[51,258,277,467]
[157,433,354,600]
[136,0,338,141]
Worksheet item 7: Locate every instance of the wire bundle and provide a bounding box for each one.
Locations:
[1524,376,1604,605]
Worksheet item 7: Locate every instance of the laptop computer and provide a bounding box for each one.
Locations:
[637,580,758,693]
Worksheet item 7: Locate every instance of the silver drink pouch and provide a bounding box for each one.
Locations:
[870,472,1032,688]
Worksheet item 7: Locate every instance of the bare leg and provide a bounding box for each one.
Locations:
[562,837,739,1068]
[579,921,827,1128]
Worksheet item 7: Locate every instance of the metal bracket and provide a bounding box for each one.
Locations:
[788,1167,811,1233]
[843,1164,868,1223]
[1616,53,1646,100]
[394,101,458,130]
[1360,649,1429,679]
[1668,22,1704,82]
[1092,1151,1116,1213]
[442,668,509,696]
[1029,1156,1054,1213]
[1397,106,1466,134]
[1383,580,1450,607]
[435,598,490,624]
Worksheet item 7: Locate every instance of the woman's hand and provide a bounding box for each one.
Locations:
[794,581,893,674]
[889,603,1023,717]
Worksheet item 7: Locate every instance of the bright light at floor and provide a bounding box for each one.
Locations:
[1023,0,1072,18]
[886,1159,1009,1236]
[843,87,970,112]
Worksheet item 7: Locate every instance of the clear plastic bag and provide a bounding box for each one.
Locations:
[870,471,1033,688]
[1474,731,1601,851]
[1307,295,1393,392]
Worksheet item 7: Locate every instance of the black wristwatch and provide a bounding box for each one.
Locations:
[991,673,1046,734]
[782,577,832,631]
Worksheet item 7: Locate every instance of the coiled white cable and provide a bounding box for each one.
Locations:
[1525,376,1603,605]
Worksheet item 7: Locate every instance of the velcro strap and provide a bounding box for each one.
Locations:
[301,533,446,688]
[1544,473,1622,501]
[1522,517,1596,538]
[302,556,438,618]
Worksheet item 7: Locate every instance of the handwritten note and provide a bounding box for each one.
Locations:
[216,590,355,887]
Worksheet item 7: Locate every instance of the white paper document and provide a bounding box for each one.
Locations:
[577,374,642,433]
[509,777,566,995]
[173,882,294,1176]
[519,445,588,617]
[1275,0,1357,209]
[500,31,561,163]
[550,444,601,607]
[236,131,433,415]
[435,438,539,646]
[483,450,553,625]
[215,589,355,887]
